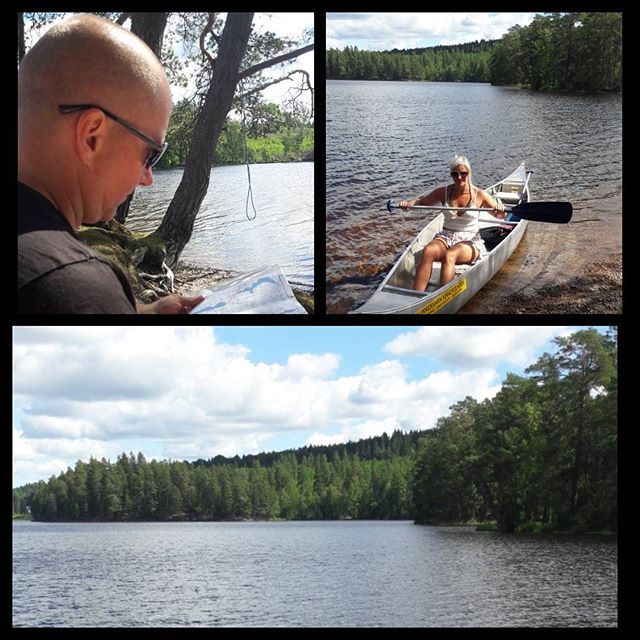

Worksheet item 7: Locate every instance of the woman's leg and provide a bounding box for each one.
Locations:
[439,242,478,286]
[413,239,447,291]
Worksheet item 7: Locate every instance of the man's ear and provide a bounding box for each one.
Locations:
[73,109,106,167]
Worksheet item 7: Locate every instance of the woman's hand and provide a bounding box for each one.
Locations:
[399,199,413,211]
[493,201,506,218]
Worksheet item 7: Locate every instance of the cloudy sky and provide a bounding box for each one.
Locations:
[326,12,538,51]
[13,325,603,487]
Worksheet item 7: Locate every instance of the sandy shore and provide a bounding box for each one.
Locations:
[459,254,622,314]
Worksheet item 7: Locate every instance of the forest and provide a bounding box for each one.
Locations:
[327,12,621,92]
[158,99,313,169]
[14,329,617,533]
[413,329,617,533]
[326,40,494,83]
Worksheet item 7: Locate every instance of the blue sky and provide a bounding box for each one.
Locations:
[13,326,606,487]
[326,12,538,51]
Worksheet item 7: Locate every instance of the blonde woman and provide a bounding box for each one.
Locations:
[400,156,506,292]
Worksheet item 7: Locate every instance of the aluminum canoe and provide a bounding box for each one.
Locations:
[350,163,532,314]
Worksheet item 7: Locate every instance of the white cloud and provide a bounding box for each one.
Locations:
[13,427,122,483]
[306,416,401,447]
[19,415,101,439]
[278,352,342,380]
[384,326,567,368]
[326,12,537,50]
[12,326,530,486]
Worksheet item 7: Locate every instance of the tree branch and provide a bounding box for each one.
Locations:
[238,43,314,81]
[236,70,308,100]
[283,70,314,116]
[200,12,217,68]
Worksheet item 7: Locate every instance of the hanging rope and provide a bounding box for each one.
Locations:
[240,100,257,221]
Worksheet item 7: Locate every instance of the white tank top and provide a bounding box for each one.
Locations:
[442,185,479,233]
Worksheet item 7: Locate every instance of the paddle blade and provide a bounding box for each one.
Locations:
[512,201,572,224]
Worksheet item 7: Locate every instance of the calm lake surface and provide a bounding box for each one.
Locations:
[326,80,622,313]
[126,162,314,287]
[13,520,617,627]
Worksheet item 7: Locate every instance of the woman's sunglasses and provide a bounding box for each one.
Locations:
[451,171,469,178]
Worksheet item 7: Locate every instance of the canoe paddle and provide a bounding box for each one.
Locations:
[386,200,572,224]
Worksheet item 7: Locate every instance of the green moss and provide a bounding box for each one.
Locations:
[77,222,142,287]
[76,222,169,299]
[292,289,314,314]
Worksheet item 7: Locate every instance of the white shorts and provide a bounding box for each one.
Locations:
[434,228,487,261]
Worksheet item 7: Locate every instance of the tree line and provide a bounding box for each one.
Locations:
[326,40,494,83]
[15,329,617,532]
[20,434,418,523]
[327,12,621,92]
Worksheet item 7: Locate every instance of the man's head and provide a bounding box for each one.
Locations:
[18,14,173,226]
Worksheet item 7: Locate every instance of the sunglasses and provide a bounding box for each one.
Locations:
[58,104,168,169]
[451,171,469,178]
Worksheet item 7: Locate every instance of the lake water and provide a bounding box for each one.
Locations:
[13,520,617,627]
[326,80,622,313]
[125,162,314,287]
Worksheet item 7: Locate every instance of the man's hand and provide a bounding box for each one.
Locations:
[138,294,205,314]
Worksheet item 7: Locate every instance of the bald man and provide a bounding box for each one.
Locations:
[18,14,203,314]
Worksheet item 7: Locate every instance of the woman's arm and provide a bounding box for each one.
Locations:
[477,189,505,218]
[400,186,446,210]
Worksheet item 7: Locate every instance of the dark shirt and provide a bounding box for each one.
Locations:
[18,182,137,314]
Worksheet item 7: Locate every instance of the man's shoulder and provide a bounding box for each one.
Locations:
[19,258,137,314]
[18,230,137,314]
[18,226,110,286]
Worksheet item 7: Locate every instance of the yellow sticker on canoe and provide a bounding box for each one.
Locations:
[416,278,467,314]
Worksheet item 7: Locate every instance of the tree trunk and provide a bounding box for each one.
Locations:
[115,191,134,224]
[116,13,168,224]
[130,12,168,59]
[569,386,587,520]
[150,12,255,269]
[18,13,25,64]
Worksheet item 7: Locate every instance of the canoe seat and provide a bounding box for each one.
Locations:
[494,190,523,204]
